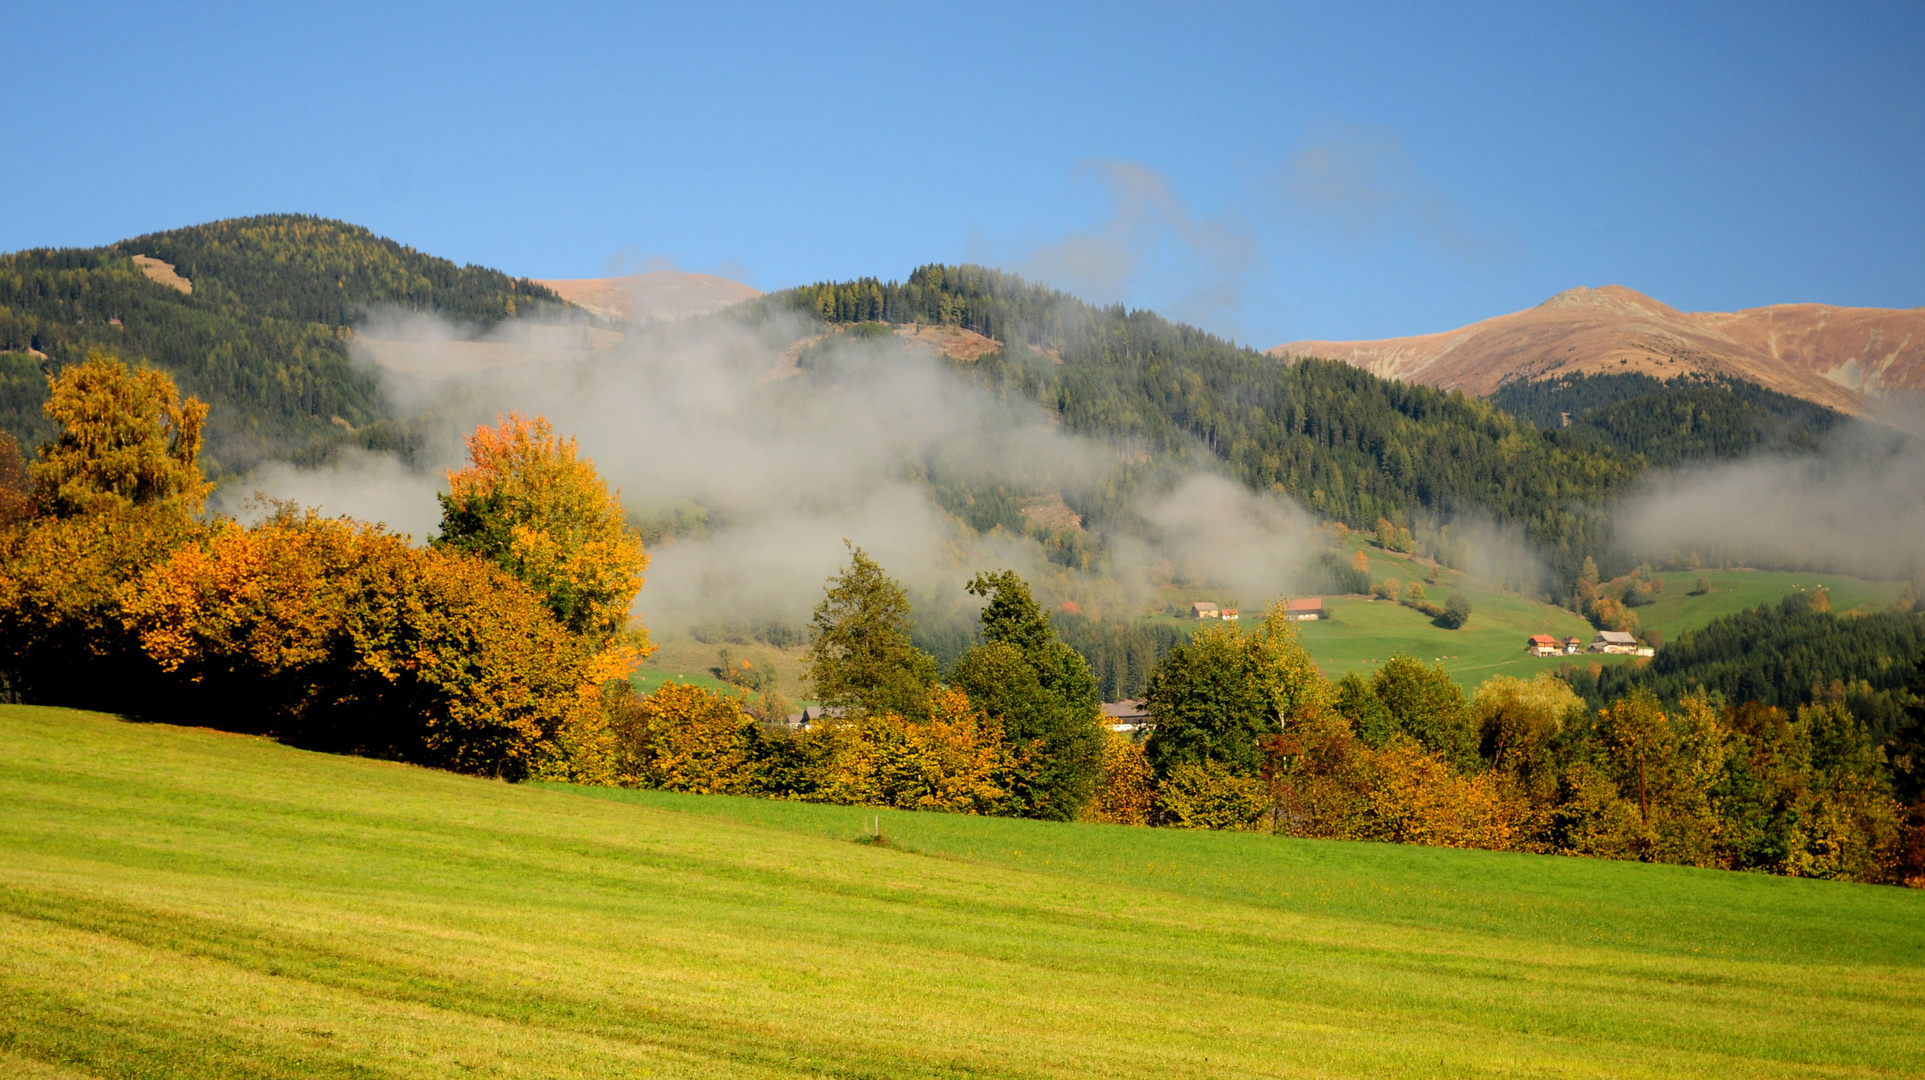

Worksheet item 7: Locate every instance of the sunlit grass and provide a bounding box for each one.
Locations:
[6,705,1920,1078]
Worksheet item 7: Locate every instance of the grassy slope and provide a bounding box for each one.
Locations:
[1633,570,1905,643]
[637,637,812,702]
[1290,544,1605,691]
[3,707,1922,1078]
[1277,544,1906,693]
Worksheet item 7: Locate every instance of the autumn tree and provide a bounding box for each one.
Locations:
[0,434,33,528]
[31,353,211,518]
[437,412,648,663]
[1473,672,1583,802]
[123,510,605,779]
[952,569,1104,820]
[804,543,937,719]
[1085,730,1156,825]
[609,680,766,795]
[0,505,205,709]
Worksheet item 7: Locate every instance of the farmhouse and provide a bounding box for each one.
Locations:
[1589,630,1639,654]
[1191,602,1220,619]
[1525,634,1560,657]
[1221,608,1240,622]
[1101,700,1151,732]
[1285,598,1324,622]
[1564,637,1584,655]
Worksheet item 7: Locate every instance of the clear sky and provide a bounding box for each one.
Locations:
[7,1,1921,347]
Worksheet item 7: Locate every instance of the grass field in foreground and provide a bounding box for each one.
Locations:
[7,706,1922,1078]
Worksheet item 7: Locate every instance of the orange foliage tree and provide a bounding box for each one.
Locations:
[0,433,32,528]
[0,505,205,709]
[123,510,604,779]
[437,412,649,672]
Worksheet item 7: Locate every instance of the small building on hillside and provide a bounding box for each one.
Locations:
[1221,608,1241,622]
[1564,637,1585,655]
[1191,602,1221,619]
[1285,598,1324,622]
[1526,634,1560,657]
[1589,630,1639,654]
[782,705,851,730]
[1101,700,1151,733]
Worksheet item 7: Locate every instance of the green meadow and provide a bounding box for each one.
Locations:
[1633,569,1907,642]
[4,706,1922,1078]
[1280,543,1908,693]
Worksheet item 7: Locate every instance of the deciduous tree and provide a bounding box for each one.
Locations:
[31,353,210,518]
[438,412,647,662]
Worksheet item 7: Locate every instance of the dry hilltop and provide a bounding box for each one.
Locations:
[535,271,760,323]
[1270,286,1925,417]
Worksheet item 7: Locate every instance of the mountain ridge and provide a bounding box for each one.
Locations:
[1269,286,1925,418]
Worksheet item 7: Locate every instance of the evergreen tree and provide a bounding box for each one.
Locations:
[804,543,937,720]
[952,569,1102,820]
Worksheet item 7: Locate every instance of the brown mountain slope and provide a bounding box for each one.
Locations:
[536,271,760,323]
[1268,286,1925,417]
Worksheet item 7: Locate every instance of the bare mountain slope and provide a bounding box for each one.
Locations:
[1269,286,1925,416]
[536,271,760,323]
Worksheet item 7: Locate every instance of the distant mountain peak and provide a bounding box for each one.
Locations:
[1536,285,1680,319]
[1271,288,1925,417]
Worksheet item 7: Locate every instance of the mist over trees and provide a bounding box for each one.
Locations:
[2,352,1921,886]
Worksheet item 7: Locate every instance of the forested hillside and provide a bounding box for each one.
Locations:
[1488,370,1849,465]
[1562,593,1925,740]
[0,215,567,475]
[772,266,1651,592]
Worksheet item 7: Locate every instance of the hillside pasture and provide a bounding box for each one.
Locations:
[1634,569,1907,643]
[3,706,1922,1078]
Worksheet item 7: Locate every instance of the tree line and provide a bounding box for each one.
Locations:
[0,354,641,781]
[4,355,1920,887]
[1561,589,1925,742]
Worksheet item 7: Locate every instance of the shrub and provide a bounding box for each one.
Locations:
[1157,758,1270,830]
[123,511,602,779]
[0,505,205,710]
[611,680,765,795]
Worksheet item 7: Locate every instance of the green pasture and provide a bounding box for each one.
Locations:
[1634,569,1907,643]
[1295,592,1605,691]
[1289,543,1602,690]
[636,637,812,702]
[3,706,1922,1078]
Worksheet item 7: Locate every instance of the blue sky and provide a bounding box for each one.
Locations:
[7,1,1921,346]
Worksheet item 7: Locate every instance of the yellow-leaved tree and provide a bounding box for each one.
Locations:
[31,353,211,518]
[436,412,650,677]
